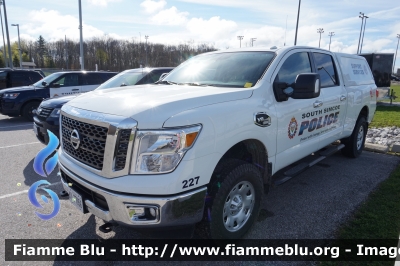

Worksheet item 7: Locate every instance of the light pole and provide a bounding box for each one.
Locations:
[0,1,7,67]
[357,12,367,54]
[237,36,244,48]
[359,15,368,54]
[2,0,12,68]
[328,32,335,51]
[250,38,257,47]
[11,24,22,68]
[294,0,301,45]
[393,34,400,74]
[317,28,324,48]
[145,35,148,66]
[78,0,84,70]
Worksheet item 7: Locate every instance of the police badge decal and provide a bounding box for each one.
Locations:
[288,117,298,139]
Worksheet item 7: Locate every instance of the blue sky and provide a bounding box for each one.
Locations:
[3,0,400,71]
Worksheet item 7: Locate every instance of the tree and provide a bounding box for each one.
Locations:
[36,35,47,67]
[13,54,19,67]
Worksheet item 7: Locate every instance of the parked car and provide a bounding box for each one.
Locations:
[0,68,44,90]
[0,71,117,121]
[95,67,174,90]
[391,75,400,81]
[33,67,173,144]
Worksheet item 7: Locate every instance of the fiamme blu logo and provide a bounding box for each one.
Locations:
[28,130,60,220]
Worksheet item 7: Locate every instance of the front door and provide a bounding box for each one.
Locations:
[273,49,324,171]
[49,73,81,98]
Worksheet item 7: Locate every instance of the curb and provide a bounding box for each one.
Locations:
[364,143,389,153]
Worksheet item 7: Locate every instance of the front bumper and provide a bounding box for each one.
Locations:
[0,99,20,116]
[59,162,207,228]
[33,115,59,145]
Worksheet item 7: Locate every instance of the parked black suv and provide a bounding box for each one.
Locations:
[0,71,117,121]
[33,67,173,144]
[0,69,44,90]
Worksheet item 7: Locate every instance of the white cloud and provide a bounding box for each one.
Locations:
[186,16,237,40]
[140,0,167,14]
[87,0,122,7]
[20,9,107,42]
[151,6,189,25]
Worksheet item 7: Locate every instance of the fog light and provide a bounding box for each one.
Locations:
[128,207,145,221]
[150,208,156,217]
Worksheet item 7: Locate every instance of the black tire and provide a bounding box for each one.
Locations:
[341,116,367,158]
[206,159,263,239]
[22,102,39,122]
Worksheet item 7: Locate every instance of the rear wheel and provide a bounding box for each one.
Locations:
[22,102,39,122]
[341,116,367,158]
[206,159,263,239]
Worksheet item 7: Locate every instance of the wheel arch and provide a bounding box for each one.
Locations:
[20,99,42,115]
[210,139,270,191]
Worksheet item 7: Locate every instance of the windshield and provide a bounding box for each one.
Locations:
[95,70,146,90]
[33,72,64,88]
[163,51,275,88]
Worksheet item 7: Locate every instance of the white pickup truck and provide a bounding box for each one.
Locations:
[58,46,376,239]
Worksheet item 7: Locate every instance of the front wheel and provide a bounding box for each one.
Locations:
[22,102,39,122]
[341,116,367,158]
[207,160,263,239]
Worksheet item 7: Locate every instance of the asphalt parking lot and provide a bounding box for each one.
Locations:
[0,114,399,266]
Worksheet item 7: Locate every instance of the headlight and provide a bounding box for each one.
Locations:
[131,124,202,174]
[49,108,61,117]
[4,93,19,99]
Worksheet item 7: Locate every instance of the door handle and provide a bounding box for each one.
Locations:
[340,95,347,101]
[72,89,79,91]
[313,101,323,108]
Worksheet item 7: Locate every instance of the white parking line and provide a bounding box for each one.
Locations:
[0,124,32,129]
[0,189,29,199]
[0,182,62,200]
[0,142,41,149]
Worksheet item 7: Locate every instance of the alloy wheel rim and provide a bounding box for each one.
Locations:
[357,126,364,150]
[223,181,255,232]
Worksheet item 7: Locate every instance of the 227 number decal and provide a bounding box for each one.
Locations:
[182,176,200,189]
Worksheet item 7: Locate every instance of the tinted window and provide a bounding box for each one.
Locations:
[10,72,33,86]
[28,72,42,82]
[81,73,103,86]
[313,53,338,87]
[100,73,117,82]
[52,74,79,87]
[137,70,170,84]
[275,52,312,86]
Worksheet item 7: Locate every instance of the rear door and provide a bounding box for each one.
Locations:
[310,50,348,145]
[49,73,81,98]
[80,73,103,93]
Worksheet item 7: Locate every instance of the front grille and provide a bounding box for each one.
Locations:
[38,107,53,118]
[61,170,109,211]
[61,115,108,170]
[114,129,132,171]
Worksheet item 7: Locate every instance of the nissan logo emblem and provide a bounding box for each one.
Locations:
[70,129,80,150]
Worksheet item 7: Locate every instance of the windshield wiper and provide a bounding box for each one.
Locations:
[177,82,210,86]
[155,80,177,85]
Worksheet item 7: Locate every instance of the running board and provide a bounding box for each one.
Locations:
[273,144,345,186]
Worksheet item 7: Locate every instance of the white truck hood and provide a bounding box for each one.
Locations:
[66,84,253,128]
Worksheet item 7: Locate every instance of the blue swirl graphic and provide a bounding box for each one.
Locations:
[33,130,59,177]
[28,180,60,220]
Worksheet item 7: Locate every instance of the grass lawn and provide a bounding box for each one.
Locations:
[369,105,400,128]
[320,164,400,265]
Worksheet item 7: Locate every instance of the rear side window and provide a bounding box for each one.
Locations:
[100,73,117,82]
[274,52,312,86]
[81,73,103,85]
[28,72,42,83]
[313,53,338,88]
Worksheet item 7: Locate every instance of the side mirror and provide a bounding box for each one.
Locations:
[158,73,169,81]
[51,83,60,88]
[42,81,48,86]
[273,73,320,102]
[291,73,320,99]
